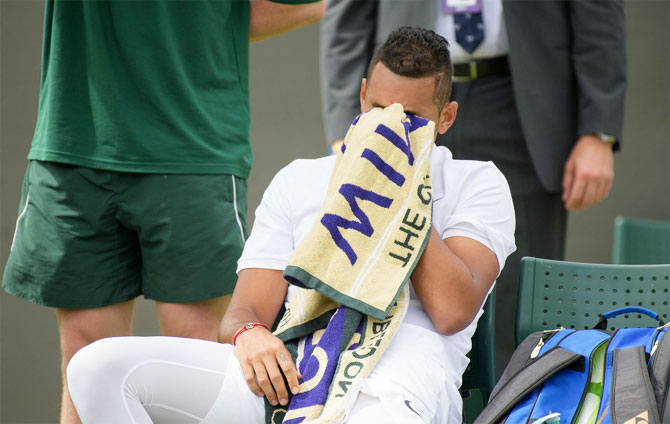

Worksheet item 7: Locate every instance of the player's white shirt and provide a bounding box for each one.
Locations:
[238,146,516,423]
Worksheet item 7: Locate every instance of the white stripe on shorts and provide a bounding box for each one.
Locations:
[10,194,30,251]
[231,175,246,243]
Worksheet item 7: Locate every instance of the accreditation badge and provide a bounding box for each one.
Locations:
[442,0,482,14]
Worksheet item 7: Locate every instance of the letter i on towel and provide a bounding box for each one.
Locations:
[268,104,435,424]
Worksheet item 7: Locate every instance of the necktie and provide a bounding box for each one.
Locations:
[454,12,484,54]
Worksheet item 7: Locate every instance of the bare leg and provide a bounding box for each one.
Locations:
[57,300,135,424]
[155,295,231,340]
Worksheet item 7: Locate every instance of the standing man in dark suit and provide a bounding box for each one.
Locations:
[320,0,626,375]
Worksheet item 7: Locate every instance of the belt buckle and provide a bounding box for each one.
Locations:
[469,61,478,79]
[453,61,478,82]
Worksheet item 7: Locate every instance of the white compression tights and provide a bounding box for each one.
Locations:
[67,336,399,424]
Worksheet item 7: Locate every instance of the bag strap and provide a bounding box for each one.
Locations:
[611,346,661,424]
[489,330,546,401]
[595,307,666,330]
[649,327,670,422]
[490,330,572,401]
[474,347,583,424]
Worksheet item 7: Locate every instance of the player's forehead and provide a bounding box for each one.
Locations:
[366,63,438,116]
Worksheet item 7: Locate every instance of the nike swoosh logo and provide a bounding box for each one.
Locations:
[405,400,421,417]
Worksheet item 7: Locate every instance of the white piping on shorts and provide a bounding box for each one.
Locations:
[10,194,29,251]
[231,175,246,243]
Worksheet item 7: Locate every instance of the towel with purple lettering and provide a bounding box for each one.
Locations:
[267,104,435,423]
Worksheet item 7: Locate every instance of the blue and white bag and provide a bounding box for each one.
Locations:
[475,307,670,424]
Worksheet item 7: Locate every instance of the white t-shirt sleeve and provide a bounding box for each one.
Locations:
[433,162,516,275]
[236,163,295,273]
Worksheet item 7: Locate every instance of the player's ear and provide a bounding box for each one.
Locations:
[437,101,458,134]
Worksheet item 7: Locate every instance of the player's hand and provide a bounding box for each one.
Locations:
[234,327,301,406]
[562,135,614,211]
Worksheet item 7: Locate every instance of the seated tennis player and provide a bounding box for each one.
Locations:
[66,26,515,424]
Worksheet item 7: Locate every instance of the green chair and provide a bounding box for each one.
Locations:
[612,216,670,264]
[461,288,497,424]
[516,256,670,345]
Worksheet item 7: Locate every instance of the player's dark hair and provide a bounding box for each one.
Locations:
[367,26,453,109]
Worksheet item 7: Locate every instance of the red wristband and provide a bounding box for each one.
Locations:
[232,322,269,346]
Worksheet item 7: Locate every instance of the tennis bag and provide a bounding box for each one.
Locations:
[475,307,670,424]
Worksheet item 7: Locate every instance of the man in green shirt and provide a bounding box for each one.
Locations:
[2,1,322,422]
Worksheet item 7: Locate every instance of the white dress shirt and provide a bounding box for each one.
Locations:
[434,0,510,63]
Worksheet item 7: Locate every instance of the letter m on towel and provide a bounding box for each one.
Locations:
[320,184,392,265]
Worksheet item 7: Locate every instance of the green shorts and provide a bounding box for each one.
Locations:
[2,161,248,308]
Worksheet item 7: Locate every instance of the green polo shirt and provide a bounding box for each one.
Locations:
[28,0,313,177]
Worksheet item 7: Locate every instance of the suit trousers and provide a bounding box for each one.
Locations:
[436,73,567,376]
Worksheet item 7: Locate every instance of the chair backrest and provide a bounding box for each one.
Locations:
[613,216,670,264]
[461,288,496,424]
[516,257,670,345]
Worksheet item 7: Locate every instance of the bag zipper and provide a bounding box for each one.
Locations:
[530,328,565,359]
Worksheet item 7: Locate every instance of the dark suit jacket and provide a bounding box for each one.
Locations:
[320,0,626,192]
